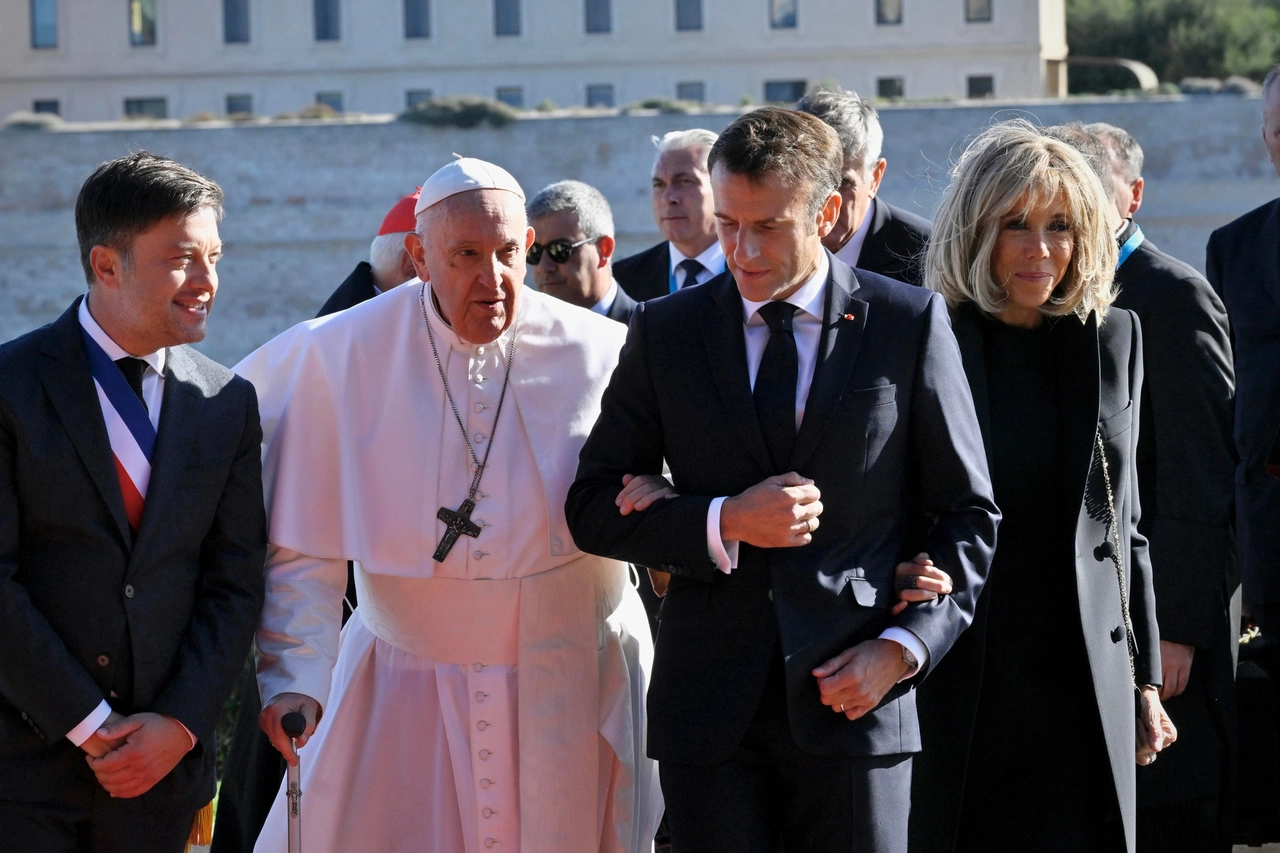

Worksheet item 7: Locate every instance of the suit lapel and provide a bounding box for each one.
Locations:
[1054,313,1102,516]
[950,303,994,469]
[699,275,775,474]
[852,197,892,273]
[38,300,134,545]
[790,257,867,471]
[130,346,200,561]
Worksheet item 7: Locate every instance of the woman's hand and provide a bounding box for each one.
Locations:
[1136,685,1177,765]
[890,553,953,616]
[616,474,678,515]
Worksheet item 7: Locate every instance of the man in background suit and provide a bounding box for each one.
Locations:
[613,129,726,301]
[316,189,421,316]
[795,88,932,286]
[0,152,266,851]
[528,180,637,325]
[212,189,420,853]
[566,108,998,852]
[1082,122,1239,852]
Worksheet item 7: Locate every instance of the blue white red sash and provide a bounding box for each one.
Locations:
[80,328,156,529]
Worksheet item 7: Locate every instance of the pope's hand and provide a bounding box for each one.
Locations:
[890,553,953,615]
[261,692,322,767]
[720,472,822,548]
[616,473,678,515]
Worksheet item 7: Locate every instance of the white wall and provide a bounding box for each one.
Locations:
[2,95,1271,366]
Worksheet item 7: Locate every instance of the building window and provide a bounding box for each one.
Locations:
[876,0,901,24]
[226,94,252,115]
[769,0,796,28]
[586,84,614,108]
[967,75,994,98]
[124,97,167,119]
[406,89,433,109]
[676,81,705,102]
[224,0,249,43]
[876,77,904,99]
[316,91,343,112]
[585,0,610,33]
[314,0,340,40]
[495,0,520,35]
[129,0,156,46]
[405,0,429,38]
[965,0,990,22]
[495,87,524,108]
[764,80,805,103]
[30,0,57,48]
[33,99,60,115]
[676,0,701,31]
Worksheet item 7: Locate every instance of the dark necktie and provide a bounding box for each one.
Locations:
[115,357,149,414]
[754,301,799,471]
[677,258,706,289]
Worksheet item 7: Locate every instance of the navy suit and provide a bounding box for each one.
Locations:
[855,197,933,287]
[566,254,998,851]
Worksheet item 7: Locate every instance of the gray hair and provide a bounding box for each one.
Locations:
[526,179,615,240]
[1044,121,1115,201]
[1086,122,1144,183]
[794,88,884,177]
[1265,62,1280,97]
[651,128,719,172]
[369,232,409,283]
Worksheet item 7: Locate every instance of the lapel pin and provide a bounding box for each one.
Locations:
[842,313,855,321]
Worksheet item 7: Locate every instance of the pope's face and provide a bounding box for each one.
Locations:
[408,189,534,344]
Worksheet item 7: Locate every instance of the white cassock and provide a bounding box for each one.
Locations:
[235,280,661,853]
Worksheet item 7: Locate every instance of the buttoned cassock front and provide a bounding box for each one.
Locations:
[237,282,660,853]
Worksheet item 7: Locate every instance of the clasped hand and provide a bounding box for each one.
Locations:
[82,711,194,798]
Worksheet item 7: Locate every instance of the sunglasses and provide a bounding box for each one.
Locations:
[527,237,592,265]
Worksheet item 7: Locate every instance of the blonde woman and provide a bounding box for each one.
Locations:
[904,121,1175,853]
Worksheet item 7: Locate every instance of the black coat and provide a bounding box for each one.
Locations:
[612,241,673,302]
[1206,201,1280,620]
[855,197,933,286]
[911,302,1161,853]
[566,253,999,766]
[1113,222,1238,813]
[605,282,638,325]
[0,299,266,815]
[316,261,380,316]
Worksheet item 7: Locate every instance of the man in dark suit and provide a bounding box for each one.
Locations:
[566,108,998,853]
[1207,66,1280,654]
[1081,122,1239,851]
[613,129,726,301]
[316,189,420,316]
[0,152,266,851]
[527,179,637,324]
[795,88,932,286]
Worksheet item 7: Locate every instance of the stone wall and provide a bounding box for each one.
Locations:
[1,94,1273,366]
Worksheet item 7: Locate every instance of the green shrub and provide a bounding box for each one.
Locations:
[399,95,518,128]
[298,102,340,120]
[624,97,696,114]
[3,110,63,131]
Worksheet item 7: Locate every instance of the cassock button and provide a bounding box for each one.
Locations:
[477,347,486,355]
[483,808,495,818]
[474,551,488,560]
[96,655,110,667]
[484,839,497,849]
[473,662,484,672]
[479,749,492,759]
[480,778,492,788]
[124,584,135,599]
[474,433,487,444]
[1111,626,1124,643]
[477,720,489,731]
[474,404,486,413]
[475,691,487,702]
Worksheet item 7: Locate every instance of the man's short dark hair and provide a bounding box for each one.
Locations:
[1086,122,1144,183]
[1044,121,1115,201]
[708,107,842,219]
[75,152,225,284]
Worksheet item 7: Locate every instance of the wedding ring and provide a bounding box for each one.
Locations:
[1145,753,1157,765]
[839,703,845,713]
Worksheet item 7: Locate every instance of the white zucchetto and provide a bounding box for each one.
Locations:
[414,157,526,215]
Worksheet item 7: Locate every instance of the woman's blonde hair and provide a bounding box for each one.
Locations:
[924,119,1118,321]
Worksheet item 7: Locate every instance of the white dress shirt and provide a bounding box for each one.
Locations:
[833,200,875,270]
[589,278,620,316]
[669,241,726,290]
[69,297,187,747]
[700,255,928,675]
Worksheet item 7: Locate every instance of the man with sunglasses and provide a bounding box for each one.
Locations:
[528,180,637,325]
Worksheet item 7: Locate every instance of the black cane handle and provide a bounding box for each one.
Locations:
[281,711,307,739]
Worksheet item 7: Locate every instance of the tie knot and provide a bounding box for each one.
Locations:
[757,300,799,333]
[677,258,706,287]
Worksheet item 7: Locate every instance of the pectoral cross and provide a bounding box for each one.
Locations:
[434,498,482,562]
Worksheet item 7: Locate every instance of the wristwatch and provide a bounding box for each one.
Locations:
[902,645,919,671]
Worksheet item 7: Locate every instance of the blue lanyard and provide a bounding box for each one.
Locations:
[1116,223,1144,269]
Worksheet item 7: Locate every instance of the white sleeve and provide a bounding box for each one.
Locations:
[706,496,739,573]
[65,699,112,746]
[255,545,348,712]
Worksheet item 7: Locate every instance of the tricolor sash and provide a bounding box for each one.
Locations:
[80,329,156,530]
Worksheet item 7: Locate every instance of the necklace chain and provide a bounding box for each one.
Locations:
[419,282,520,501]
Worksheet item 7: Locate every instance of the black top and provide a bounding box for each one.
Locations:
[957,316,1121,850]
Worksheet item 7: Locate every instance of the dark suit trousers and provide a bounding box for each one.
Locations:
[0,762,192,853]
[660,647,911,853]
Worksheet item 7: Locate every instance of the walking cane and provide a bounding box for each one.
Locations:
[281,711,307,853]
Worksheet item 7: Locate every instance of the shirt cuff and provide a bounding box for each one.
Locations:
[66,699,112,747]
[878,627,929,682]
[707,496,739,573]
[174,718,198,749]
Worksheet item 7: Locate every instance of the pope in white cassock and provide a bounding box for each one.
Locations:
[235,158,662,853]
